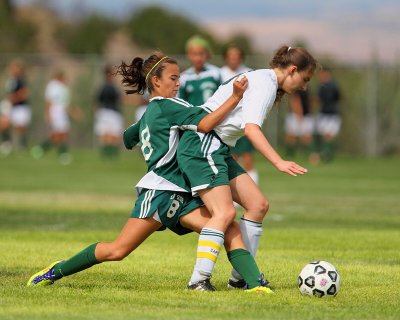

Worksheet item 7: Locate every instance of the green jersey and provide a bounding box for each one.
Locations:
[124,96,208,192]
[178,63,221,106]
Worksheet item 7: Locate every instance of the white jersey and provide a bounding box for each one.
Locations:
[202,69,277,147]
[220,64,252,83]
[45,79,70,110]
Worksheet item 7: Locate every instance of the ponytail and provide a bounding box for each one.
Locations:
[116,52,178,95]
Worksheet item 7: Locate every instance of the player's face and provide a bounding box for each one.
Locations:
[153,63,180,98]
[187,46,209,71]
[225,48,242,70]
[282,67,314,94]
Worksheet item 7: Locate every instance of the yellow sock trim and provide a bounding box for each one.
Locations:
[197,251,218,262]
[198,240,221,251]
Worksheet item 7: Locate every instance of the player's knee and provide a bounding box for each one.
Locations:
[247,197,269,220]
[214,206,236,228]
[224,206,237,225]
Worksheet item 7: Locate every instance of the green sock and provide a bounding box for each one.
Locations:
[322,140,335,161]
[53,243,100,279]
[110,145,119,158]
[227,248,261,289]
[1,129,11,142]
[58,143,68,155]
[41,140,52,152]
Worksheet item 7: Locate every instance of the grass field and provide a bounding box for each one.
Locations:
[0,150,399,319]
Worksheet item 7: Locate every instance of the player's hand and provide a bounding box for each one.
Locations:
[232,75,248,100]
[275,160,308,176]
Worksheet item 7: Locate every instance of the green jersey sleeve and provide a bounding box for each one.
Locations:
[123,120,141,149]
[158,98,208,130]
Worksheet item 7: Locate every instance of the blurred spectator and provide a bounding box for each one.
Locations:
[178,35,221,105]
[3,59,31,152]
[220,44,259,185]
[0,98,12,156]
[313,67,342,163]
[285,88,315,162]
[94,65,123,160]
[31,70,82,164]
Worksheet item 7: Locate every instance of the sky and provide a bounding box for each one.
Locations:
[13,0,400,64]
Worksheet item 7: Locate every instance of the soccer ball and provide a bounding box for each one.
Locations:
[298,260,340,297]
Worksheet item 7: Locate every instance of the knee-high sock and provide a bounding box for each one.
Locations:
[53,243,100,279]
[228,249,261,288]
[230,218,263,281]
[189,228,224,284]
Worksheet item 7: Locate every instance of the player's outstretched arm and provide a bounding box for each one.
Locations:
[244,123,308,177]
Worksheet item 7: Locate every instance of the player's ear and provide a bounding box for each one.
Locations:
[289,65,298,74]
[153,76,161,88]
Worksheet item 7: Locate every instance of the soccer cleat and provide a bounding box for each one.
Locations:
[26,260,62,287]
[227,278,248,289]
[245,273,274,294]
[245,286,274,294]
[186,279,216,291]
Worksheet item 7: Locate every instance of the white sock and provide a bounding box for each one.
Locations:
[248,169,259,185]
[189,227,224,284]
[230,218,263,281]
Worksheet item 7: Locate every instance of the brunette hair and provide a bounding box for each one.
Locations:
[222,44,245,60]
[116,52,178,95]
[270,45,317,102]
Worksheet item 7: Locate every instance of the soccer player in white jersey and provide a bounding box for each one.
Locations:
[27,52,273,293]
[177,45,317,289]
[31,70,81,164]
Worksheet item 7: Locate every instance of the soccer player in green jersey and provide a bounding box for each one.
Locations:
[178,35,221,106]
[27,52,272,293]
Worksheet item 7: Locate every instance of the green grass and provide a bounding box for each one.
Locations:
[1,150,400,319]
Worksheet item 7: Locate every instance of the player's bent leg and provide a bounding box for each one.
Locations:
[179,206,212,234]
[96,217,161,261]
[198,185,236,232]
[27,218,162,287]
[230,174,269,223]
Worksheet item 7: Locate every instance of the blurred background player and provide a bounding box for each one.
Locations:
[94,65,123,160]
[313,67,342,163]
[221,44,259,185]
[178,35,221,106]
[284,88,315,163]
[0,98,12,156]
[4,59,31,152]
[31,69,82,164]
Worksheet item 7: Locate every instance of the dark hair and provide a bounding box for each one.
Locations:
[270,45,317,102]
[223,44,245,60]
[116,52,178,95]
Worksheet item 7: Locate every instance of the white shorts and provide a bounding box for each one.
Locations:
[94,108,123,136]
[316,114,341,136]
[285,113,314,136]
[50,104,70,133]
[10,105,31,127]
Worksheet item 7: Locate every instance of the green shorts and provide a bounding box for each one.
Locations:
[177,130,246,195]
[231,136,255,154]
[131,189,204,235]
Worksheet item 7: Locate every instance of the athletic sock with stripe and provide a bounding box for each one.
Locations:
[189,227,224,284]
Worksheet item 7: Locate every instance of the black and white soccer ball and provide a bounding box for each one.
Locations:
[298,260,340,297]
